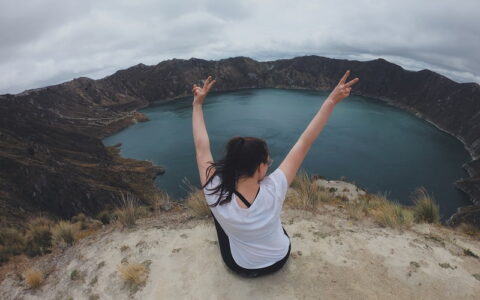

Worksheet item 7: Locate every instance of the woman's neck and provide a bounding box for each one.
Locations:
[236,177,260,192]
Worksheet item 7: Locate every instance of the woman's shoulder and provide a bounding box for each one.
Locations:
[262,168,289,201]
[265,168,287,187]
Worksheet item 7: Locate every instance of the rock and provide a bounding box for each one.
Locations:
[314,178,367,202]
[446,205,480,228]
[152,166,166,178]
[160,202,173,212]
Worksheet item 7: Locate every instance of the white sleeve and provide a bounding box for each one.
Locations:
[203,175,221,205]
[268,168,289,204]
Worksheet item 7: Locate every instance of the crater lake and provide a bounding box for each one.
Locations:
[102,88,473,220]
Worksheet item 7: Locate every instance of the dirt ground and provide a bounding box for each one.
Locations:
[1,206,479,300]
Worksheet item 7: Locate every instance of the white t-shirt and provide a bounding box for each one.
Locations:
[203,167,291,269]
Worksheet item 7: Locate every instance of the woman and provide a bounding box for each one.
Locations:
[192,71,359,278]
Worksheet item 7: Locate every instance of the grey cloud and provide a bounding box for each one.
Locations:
[0,0,478,94]
[0,1,92,57]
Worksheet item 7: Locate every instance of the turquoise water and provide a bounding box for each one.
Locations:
[102,88,472,220]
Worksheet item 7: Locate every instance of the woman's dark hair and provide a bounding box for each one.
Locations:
[201,136,270,207]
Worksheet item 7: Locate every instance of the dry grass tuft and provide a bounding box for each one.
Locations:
[24,268,44,289]
[286,169,336,209]
[51,220,77,247]
[24,217,54,256]
[136,205,151,218]
[71,213,88,230]
[411,187,440,224]
[152,190,172,215]
[115,191,141,228]
[182,177,210,217]
[117,262,148,285]
[373,201,414,229]
[346,187,441,229]
[346,193,380,220]
[346,192,414,229]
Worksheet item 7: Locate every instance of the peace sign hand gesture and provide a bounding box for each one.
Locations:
[328,70,359,105]
[192,75,217,106]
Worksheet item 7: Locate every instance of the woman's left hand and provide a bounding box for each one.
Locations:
[192,75,216,106]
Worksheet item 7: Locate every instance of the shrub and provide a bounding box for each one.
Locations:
[28,216,54,228]
[71,213,86,223]
[0,227,25,259]
[71,213,88,230]
[70,269,84,281]
[96,210,111,225]
[182,177,210,217]
[117,261,148,285]
[24,217,53,257]
[24,268,44,289]
[411,187,440,223]
[52,221,76,247]
[0,246,7,263]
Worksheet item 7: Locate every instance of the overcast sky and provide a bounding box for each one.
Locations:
[1,0,479,94]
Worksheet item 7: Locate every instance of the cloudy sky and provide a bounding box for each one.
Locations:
[1,0,479,94]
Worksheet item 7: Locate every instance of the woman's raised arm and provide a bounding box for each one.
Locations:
[278,70,359,186]
[192,76,217,186]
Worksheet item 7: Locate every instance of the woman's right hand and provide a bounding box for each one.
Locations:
[328,70,359,105]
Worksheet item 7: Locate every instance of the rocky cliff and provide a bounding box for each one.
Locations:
[1,55,479,227]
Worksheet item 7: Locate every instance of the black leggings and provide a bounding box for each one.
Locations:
[211,212,291,278]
